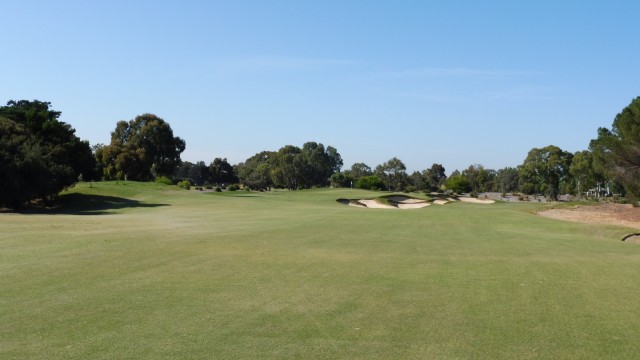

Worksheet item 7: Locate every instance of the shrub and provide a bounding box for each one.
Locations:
[177,180,191,190]
[445,175,471,194]
[205,185,213,190]
[215,187,222,192]
[194,186,203,191]
[228,184,240,191]
[155,176,173,185]
[355,175,385,190]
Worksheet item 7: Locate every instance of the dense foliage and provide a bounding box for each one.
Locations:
[589,97,640,198]
[174,158,238,186]
[97,114,185,181]
[0,100,95,208]
[235,142,342,190]
[4,95,640,202]
[518,145,573,200]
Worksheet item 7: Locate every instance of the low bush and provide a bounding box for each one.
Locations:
[155,176,173,186]
[215,187,222,192]
[177,180,191,190]
[194,186,203,191]
[228,184,240,191]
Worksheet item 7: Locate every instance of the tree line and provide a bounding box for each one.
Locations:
[2,97,640,208]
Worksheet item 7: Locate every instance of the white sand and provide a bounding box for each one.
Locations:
[343,195,494,209]
[387,196,426,204]
[458,197,495,204]
[358,199,396,209]
[397,203,431,209]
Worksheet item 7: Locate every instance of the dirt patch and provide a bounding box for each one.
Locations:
[538,203,640,230]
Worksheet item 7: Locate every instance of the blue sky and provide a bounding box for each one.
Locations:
[2,1,639,174]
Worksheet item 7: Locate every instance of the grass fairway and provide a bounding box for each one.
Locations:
[2,182,640,359]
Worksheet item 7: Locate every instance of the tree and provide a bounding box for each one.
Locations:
[495,167,520,193]
[462,164,496,194]
[445,174,471,194]
[375,157,407,191]
[267,142,342,189]
[422,163,447,191]
[270,145,304,190]
[589,97,640,198]
[208,158,237,185]
[326,145,343,174]
[236,151,274,191]
[346,162,373,181]
[330,172,353,188]
[569,150,604,196]
[301,142,331,187]
[0,100,95,208]
[174,161,194,181]
[99,114,185,181]
[408,171,426,191]
[518,145,573,200]
[189,161,208,186]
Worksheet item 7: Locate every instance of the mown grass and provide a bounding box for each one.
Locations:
[2,182,640,359]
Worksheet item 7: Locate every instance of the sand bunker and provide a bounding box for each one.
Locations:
[337,194,495,209]
[458,197,495,204]
[357,199,397,209]
[622,233,640,243]
[398,202,432,209]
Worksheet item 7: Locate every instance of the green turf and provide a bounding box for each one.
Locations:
[2,182,640,359]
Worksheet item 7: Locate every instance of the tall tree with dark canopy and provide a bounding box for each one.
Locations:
[300,142,340,187]
[208,158,237,185]
[270,145,304,190]
[375,157,407,191]
[422,163,447,191]
[346,162,373,181]
[518,145,573,200]
[235,151,274,190]
[0,100,95,208]
[495,167,520,193]
[99,114,185,181]
[589,97,640,198]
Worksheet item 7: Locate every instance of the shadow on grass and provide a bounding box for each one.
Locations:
[2,193,170,215]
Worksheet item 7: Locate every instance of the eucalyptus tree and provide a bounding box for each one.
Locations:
[99,114,185,181]
[0,100,95,208]
[518,145,573,200]
[375,157,407,191]
[589,97,640,197]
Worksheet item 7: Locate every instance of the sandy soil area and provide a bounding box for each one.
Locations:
[356,199,397,209]
[458,197,495,204]
[538,203,640,230]
[343,195,494,209]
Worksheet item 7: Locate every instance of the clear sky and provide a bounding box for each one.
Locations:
[2,1,639,174]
